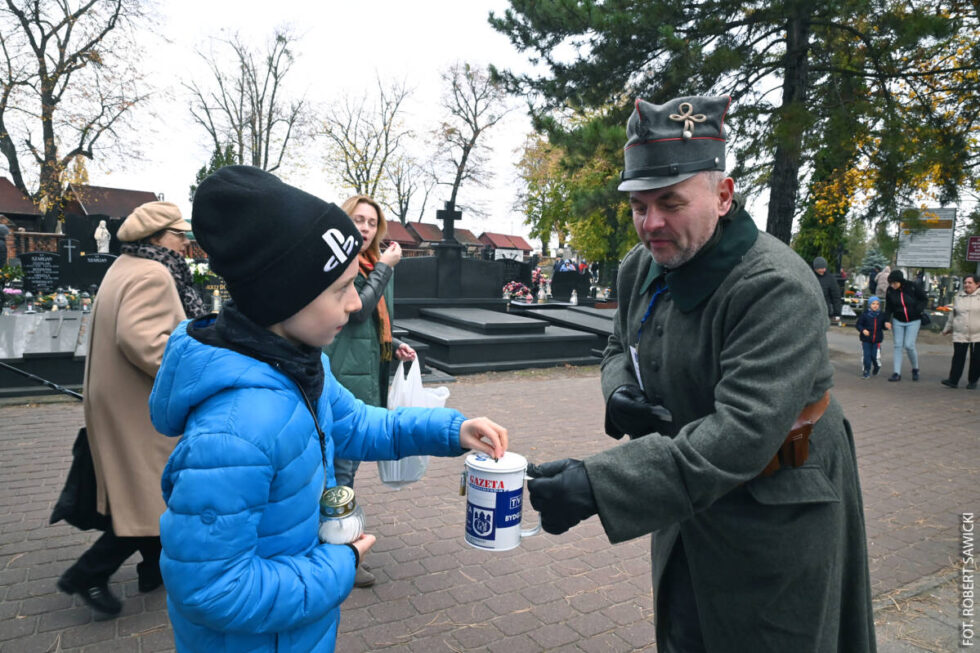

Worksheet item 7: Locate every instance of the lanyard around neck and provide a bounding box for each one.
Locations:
[637,281,669,341]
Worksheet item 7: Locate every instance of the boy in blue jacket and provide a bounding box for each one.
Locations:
[148,166,507,653]
[855,295,888,378]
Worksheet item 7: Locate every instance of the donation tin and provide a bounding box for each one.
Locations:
[463,451,540,551]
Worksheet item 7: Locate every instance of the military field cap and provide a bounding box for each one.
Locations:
[117,201,191,242]
[619,95,731,192]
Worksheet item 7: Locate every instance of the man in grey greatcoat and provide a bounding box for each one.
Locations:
[527,96,876,651]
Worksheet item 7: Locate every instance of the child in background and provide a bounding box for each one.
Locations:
[855,296,888,378]
[148,166,508,653]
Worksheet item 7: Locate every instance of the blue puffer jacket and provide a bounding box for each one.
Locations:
[149,322,465,652]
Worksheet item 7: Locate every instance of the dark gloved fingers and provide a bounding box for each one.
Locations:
[526,459,576,479]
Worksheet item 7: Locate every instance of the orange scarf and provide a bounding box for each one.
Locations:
[359,251,393,361]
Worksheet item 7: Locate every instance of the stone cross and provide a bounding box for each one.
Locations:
[436,201,462,242]
[61,238,77,263]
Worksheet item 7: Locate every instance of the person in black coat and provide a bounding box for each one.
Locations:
[884,269,928,381]
[812,256,841,324]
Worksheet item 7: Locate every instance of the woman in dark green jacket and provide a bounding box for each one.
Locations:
[323,195,416,587]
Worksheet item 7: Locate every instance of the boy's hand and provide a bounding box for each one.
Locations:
[351,533,376,559]
[884,322,891,330]
[460,417,508,459]
[862,329,870,336]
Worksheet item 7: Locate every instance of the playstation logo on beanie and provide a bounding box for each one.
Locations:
[191,166,363,326]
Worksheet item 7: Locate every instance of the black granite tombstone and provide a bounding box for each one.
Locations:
[201,275,231,310]
[550,269,592,302]
[57,238,82,286]
[20,251,61,293]
[75,253,117,289]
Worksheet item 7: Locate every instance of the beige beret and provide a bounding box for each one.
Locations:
[117,201,191,242]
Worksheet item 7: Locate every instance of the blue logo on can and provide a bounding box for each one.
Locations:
[467,503,494,539]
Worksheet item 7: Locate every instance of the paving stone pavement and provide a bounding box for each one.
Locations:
[0,327,975,651]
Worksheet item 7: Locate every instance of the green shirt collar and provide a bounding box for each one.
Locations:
[639,197,758,312]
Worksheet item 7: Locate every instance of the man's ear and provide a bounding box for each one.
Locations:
[716,176,735,216]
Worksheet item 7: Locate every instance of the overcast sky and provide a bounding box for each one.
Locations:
[88,0,542,244]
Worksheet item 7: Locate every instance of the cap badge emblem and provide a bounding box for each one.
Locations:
[669,102,707,140]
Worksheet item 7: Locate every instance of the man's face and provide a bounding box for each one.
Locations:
[629,173,734,268]
[815,267,827,276]
[272,257,362,347]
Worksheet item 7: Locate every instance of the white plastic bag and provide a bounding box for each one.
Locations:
[377,361,450,489]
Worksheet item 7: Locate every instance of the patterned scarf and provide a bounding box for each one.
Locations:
[358,251,393,362]
[121,243,209,319]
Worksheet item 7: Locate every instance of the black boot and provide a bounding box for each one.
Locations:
[137,561,163,593]
[57,573,122,617]
[912,368,920,381]
[941,379,957,389]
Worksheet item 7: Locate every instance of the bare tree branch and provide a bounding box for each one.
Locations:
[0,0,148,228]
[186,28,306,175]
[319,76,413,200]
[435,62,510,216]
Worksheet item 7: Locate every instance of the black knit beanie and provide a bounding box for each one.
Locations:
[191,166,363,326]
[887,269,904,284]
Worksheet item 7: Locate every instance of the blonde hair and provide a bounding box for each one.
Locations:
[340,195,387,259]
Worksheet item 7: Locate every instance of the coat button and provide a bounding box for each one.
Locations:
[651,361,660,372]
[201,509,217,524]
[656,324,664,336]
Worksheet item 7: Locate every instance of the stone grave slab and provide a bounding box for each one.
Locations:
[516,309,613,336]
[395,317,598,374]
[0,311,88,397]
[417,308,548,335]
[23,313,84,358]
[0,314,42,359]
[567,305,616,320]
[509,306,613,357]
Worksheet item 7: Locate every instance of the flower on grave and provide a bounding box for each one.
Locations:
[502,280,532,299]
[185,259,212,285]
[0,264,23,283]
[3,287,23,306]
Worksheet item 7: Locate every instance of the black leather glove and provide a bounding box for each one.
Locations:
[526,459,597,535]
[604,384,672,440]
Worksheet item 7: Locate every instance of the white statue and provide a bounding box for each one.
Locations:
[94,220,110,253]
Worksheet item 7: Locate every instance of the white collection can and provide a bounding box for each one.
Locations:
[463,451,540,551]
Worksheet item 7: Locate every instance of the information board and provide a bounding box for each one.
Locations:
[896,208,956,268]
[967,236,980,263]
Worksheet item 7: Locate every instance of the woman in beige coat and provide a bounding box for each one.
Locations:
[941,274,980,389]
[57,202,206,617]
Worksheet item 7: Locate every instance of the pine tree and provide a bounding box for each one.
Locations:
[490,1,979,244]
[859,247,889,277]
[189,145,237,202]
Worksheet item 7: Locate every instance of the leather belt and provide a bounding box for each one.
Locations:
[758,391,831,477]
